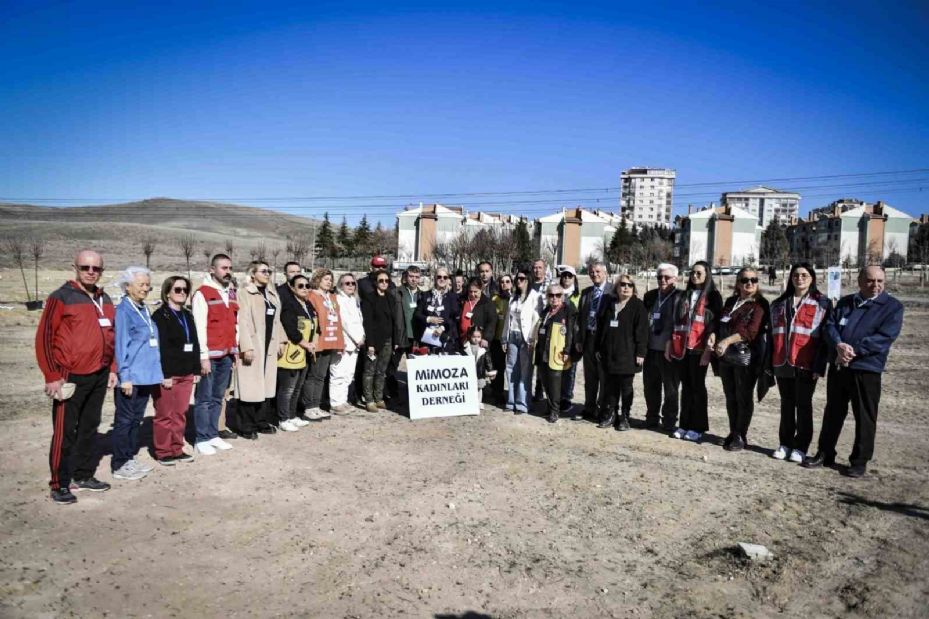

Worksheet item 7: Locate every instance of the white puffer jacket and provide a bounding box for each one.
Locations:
[337,290,365,353]
[503,288,542,346]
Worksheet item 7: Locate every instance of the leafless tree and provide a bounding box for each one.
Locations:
[202,246,212,268]
[287,236,309,265]
[30,238,47,301]
[270,244,282,272]
[540,237,559,270]
[4,237,32,301]
[249,241,268,262]
[224,239,235,263]
[178,235,196,281]
[141,236,156,269]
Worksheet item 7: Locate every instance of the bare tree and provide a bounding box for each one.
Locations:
[540,237,559,270]
[202,246,212,268]
[287,236,309,264]
[178,235,196,281]
[270,244,282,272]
[141,236,157,269]
[30,238,47,301]
[250,240,268,263]
[224,239,235,263]
[4,237,32,301]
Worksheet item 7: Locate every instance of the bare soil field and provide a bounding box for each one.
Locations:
[1,276,928,618]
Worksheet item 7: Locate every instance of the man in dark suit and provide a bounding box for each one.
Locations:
[641,263,682,430]
[575,261,611,421]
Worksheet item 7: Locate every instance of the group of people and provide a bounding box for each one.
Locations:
[36,249,903,505]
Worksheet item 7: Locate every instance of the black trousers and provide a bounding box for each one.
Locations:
[385,339,410,399]
[599,374,634,420]
[490,339,506,400]
[237,398,274,433]
[675,353,709,432]
[582,343,604,417]
[643,349,679,428]
[539,365,562,419]
[817,367,882,467]
[719,362,757,440]
[49,367,107,489]
[776,371,818,452]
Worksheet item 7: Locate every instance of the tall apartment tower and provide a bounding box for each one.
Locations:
[620,167,676,228]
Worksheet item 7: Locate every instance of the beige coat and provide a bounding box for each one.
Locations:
[236,283,285,402]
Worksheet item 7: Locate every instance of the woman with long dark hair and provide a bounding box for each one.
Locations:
[769,263,832,463]
[502,266,541,414]
[276,274,316,432]
[713,267,768,451]
[665,261,722,442]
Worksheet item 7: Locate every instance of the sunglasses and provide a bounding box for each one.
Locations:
[436,275,450,280]
[295,283,309,289]
[740,277,759,284]
[377,279,389,283]
[172,287,189,294]
[500,280,512,284]
[618,282,634,288]
[547,293,562,298]
[657,275,675,281]
[515,275,527,281]
[77,265,104,273]
[256,269,271,275]
[342,281,356,286]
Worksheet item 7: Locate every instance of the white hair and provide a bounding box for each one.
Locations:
[656,263,679,278]
[116,266,151,293]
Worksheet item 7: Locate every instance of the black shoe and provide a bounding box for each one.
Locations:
[240,431,258,440]
[644,418,660,430]
[844,464,867,478]
[218,429,238,440]
[547,413,558,424]
[802,451,834,469]
[597,412,616,429]
[72,477,111,492]
[257,426,276,434]
[157,456,179,466]
[514,409,526,415]
[615,415,631,432]
[571,411,585,421]
[175,452,194,463]
[725,435,745,452]
[50,487,77,504]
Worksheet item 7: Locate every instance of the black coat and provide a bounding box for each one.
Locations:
[279,291,316,345]
[576,282,611,352]
[460,294,497,342]
[534,303,576,367]
[595,296,649,375]
[362,291,404,349]
[415,289,461,352]
[152,305,201,377]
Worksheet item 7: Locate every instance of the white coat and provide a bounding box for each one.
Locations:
[336,290,365,353]
[503,288,542,347]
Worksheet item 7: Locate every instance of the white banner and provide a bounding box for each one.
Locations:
[406,355,480,420]
[827,266,842,300]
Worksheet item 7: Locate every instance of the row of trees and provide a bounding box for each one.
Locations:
[315,213,398,265]
[431,220,534,274]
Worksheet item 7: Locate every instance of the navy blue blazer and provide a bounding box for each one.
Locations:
[824,291,903,373]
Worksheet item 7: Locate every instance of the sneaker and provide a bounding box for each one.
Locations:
[218,429,238,440]
[670,427,685,439]
[279,419,300,432]
[72,477,111,492]
[209,437,234,451]
[113,462,147,480]
[375,401,387,410]
[158,455,179,466]
[789,449,806,463]
[175,452,195,463]
[317,409,332,420]
[195,441,217,455]
[480,403,486,410]
[365,402,378,412]
[304,408,325,421]
[50,487,77,504]
[683,430,702,442]
[130,459,154,473]
[772,445,789,460]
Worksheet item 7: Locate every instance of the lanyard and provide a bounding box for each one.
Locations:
[465,299,477,314]
[654,290,673,313]
[262,288,274,310]
[82,287,105,317]
[128,299,154,338]
[169,308,190,343]
[297,300,313,320]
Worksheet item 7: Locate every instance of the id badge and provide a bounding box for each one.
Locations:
[539,328,546,335]
[427,305,435,312]
[436,305,444,312]
[609,320,619,328]
[652,312,661,321]
[466,312,473,318]
[328,313,338,323]
[409,302,417,309]
[183,343,194,352]
[720,316,731,323]
[98,318,112,328]
[266,308,276,316]
[149,338,159,348]
[839,317,848,326]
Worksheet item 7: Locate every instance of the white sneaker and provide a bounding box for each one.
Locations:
[316,409,332,420]
[789,449,805,463]
[670,427,685,439]
[113,462,147,480]
[209,437,233,451]
[683,430,702,442]
[195,441,217,456]
[291,417,309,428]
[279,419,300,432]
[130,459,154,473]
[772,445,788,460]
[304,408,324,421]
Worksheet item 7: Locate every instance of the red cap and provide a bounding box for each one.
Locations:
[371,256,387,267]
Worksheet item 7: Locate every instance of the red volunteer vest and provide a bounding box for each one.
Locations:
[199,285,239,358]
[669,292,707,360]
[771,293,826,371]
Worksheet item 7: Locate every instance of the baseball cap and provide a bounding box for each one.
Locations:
[370,256,387,268]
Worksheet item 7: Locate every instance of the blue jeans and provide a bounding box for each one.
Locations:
[506,332,533,413]
[112,385,154,471]
[194,356,233,443]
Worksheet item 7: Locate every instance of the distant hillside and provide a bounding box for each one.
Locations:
[0,198,320,270]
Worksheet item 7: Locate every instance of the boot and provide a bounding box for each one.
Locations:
[597,409,616,429]
[615,411,631,431]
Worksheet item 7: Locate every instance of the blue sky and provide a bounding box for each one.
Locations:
[1,0,927,224]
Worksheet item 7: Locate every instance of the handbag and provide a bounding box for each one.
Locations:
[724,342,752,367]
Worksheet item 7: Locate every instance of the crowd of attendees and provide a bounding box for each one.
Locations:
[36,249,904,504]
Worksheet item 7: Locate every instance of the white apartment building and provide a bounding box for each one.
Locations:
[721,186,800,228]
[620,167,676,228]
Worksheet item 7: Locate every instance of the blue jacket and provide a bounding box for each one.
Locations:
[824,291,903,373]
[115,299,165,386]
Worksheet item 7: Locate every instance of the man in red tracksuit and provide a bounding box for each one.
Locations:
[36,250,117,504]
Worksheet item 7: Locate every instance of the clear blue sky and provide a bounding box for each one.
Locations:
[1,0,927,224]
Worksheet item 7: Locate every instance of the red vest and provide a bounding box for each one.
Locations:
[771,293,826,371]
[669,292,707,360]
[199,285,239,358]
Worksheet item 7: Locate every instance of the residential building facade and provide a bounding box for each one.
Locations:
[620,167,676,228]
[721,186,800,228]
[534,207,619,269]
[674,203,761,267]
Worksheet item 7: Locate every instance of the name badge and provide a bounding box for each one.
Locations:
[539,328,546,335]
[427,305,435,312]
[183,343,194,352]
[98,318,112,328]
[720,316,731,323]
[609,320,619,328]
[266,308,276,316]
[328,314,338,323]
[149,338,159,348]
[465,312,473,318]
[839,317,848,326]
[409,302,417,308]
[436,306,444,312]
[652,312,661,321]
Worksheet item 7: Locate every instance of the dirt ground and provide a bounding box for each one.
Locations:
[1,276,928,618]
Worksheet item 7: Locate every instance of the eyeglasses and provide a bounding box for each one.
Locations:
[77,265,104,273]
[172,287,189,294]
[657,275,675,281]
[792,273,811,279]
[342,281,356,286]
[436,275,450,280]
[255,269,271,275]
[618,282,634,288]
[377,279,389,283]
[740,277,759,285]
[295,283,309,289]
[500,280,512,285]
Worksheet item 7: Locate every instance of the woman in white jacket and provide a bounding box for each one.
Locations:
[503,266,542,414]
[330,273,365,412]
